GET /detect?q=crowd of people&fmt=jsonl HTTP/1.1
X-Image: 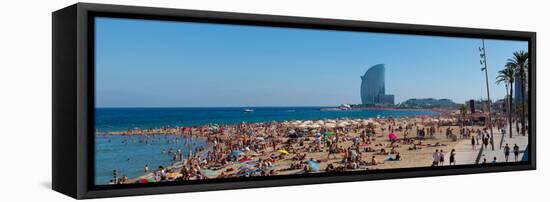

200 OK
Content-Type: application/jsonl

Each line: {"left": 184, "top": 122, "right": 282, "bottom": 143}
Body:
{"left": 102, "top": 113, "right": 524, "bottom": 185}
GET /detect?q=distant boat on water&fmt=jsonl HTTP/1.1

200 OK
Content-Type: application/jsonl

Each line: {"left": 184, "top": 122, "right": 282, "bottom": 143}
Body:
{"left": 243, "top": 108, "right": 254, "bottom": 113}
{"left": 320, "top": 104, "right": 352, "bottom": 111}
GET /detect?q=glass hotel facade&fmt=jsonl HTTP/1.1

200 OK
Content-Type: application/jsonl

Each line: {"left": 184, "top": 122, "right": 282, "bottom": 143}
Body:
{"left": 360, "top": 64, "right": 394, "bottom": 105}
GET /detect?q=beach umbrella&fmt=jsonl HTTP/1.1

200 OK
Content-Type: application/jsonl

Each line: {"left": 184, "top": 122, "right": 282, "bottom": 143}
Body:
{"left": 166, "top": 172, "right": 182, "bottom": 179}
{"left": 277, "top": 149, "right": 289, "bottom": 155}
{"left": 307, "top": 160, "right": 320, "bottom": 172}
{"left": 201, "top": 169, "right": 218, "bottom": 178}
{"left": 309, "top": 123, "right": 321, "bottom": 128}
{"left": 324, "top": 123, "right": 336, "bottom": 128}
{"left": 388, "top": 133, "right": 397, "bottom": 141}
{"left": 137, "top": 178, "right": 155, "bottom": 183}
{"left": 323, "top": 131, "right": 335, "bottom": 137}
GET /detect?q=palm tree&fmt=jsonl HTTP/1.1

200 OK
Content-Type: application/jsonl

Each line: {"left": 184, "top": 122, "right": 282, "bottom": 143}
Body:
{"left": 496, "top": 64, "right": 514, "bottom": 138}
{"left": 459, "top": 104, "right": 467, "bottom": 128}
{"left": 506, "top": 51, "right": 528, "bottom": 136}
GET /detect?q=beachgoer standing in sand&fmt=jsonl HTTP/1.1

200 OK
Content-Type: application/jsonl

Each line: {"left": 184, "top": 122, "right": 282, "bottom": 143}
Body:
{"left": 371, "top": 156, "right": 378, "bottom": 165}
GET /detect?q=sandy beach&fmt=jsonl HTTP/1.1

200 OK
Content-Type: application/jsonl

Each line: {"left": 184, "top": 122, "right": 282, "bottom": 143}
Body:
{"left": 96, "top": 109, "right": 507, "bottom": 185}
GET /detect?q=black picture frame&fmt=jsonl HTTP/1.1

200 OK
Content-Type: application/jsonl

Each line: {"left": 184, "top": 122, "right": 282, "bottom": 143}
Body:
{"left": 52, "top": 2, "right": 536, "bottom": 199}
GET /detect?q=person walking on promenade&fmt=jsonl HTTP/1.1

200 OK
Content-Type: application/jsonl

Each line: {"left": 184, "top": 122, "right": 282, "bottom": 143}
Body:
{"left": 432, "top": 149, "right": 439, "bottom": 166}
{"left": 476, "top": 129, "right": 481, "bottom": 145}
{"left": 504, "top": 143, "right": 511, "bottom": 162}
{"left": 449, "top": 149, "right": 456, "bottom": 165}
{"left": 513, "top": 144, "right": 520, "bottom": 161}
{"left": 439, "top": 150, "right": 445, "bottom": 165}
{"left": 483, "top": 134, "right": 489, "bottom": 149}
{"left": 471, "top": 135, "right": 476, "bottom": 150}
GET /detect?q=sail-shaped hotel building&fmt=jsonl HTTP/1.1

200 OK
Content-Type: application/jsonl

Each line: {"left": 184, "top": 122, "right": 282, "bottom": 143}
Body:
{"left": 360, "top": 64, "right": 394, "bottom": 105}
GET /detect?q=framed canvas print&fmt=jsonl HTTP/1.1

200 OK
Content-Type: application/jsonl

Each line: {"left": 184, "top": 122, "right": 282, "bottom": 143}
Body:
{"left": 52, "top": 3, "right": 536, "bottom": 199}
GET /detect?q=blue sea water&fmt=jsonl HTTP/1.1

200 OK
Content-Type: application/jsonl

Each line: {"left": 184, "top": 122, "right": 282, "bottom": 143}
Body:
{"left": 94, "top": 107, "right": 436, "bottom": 185}
{"left": 95, "top": 135, "right": 207, "bottom": 185}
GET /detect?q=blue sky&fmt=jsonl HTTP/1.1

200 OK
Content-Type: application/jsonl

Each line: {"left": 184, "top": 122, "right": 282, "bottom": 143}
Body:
{"left": 95, "top": 17, "right": 528, "bottom": 107}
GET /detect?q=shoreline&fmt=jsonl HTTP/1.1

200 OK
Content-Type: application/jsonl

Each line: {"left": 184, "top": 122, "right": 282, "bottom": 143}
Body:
{"left": 129, "top": 141, "right": 214, "bottom": 183}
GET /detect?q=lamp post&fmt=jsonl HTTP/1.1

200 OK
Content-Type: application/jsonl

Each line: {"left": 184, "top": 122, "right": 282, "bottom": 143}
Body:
{"left": 479, "top": 39, "right": 495, "bottom": 151}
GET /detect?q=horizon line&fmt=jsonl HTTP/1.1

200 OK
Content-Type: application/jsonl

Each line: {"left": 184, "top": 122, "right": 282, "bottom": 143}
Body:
{"left": 95, "top": 105, "right": 340, "bottom": 109}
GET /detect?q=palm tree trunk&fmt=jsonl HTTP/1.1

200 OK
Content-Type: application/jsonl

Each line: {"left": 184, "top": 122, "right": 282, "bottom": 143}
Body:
{"left": 509, "top": 82, "right": 513, "bottom": 138}
{"left": 521, "top": 80, "right": 526, "bottom": 136}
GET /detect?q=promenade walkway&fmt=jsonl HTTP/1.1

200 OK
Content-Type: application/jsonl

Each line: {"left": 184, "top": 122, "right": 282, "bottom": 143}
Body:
{"left": 445, "top": 126, "right": 529, "bottom": 165}
{"left": 480, "top": 128, "right": 528, "bottom": 163}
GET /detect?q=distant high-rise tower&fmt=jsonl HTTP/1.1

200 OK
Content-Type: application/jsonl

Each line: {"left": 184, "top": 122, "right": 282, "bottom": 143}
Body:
{"left": 514, "top": 75, "right": 526, "bottom": 104}
{"left": 469, "top": 99, "right": 475, "bottom": 113}
{"left": 360, "top": 64, "right": 394, "bottom": 105}
{"left": 514, "top": 75, "right": 521, "bottom": 104}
